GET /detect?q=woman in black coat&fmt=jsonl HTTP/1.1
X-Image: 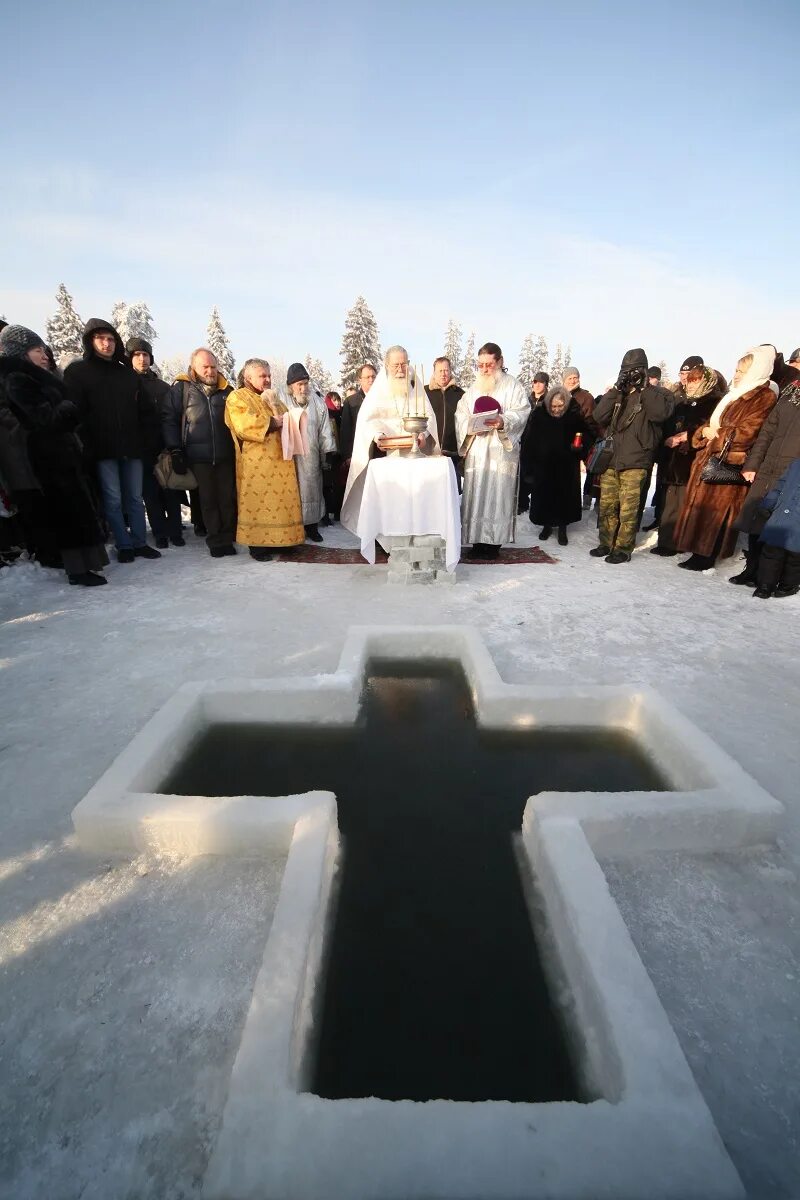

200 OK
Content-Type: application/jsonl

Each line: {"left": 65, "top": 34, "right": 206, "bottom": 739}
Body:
{"left": 523, "top": 385, "right": 587, "bottom": 545}
{"left": 0, "top": 325, "right": 108, "bottom": 586}
{"left": 730, "top": 382, "right": 800, "bottom": 584}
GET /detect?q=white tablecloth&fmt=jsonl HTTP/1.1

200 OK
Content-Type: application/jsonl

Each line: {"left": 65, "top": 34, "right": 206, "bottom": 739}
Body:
{"left": 356, "top": 455, "right": 461, "bottom": 571}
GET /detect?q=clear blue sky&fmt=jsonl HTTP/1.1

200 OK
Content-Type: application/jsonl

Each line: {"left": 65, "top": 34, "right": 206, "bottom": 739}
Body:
{"left": 4, "top": 0, "right": 799, "bottom": 387}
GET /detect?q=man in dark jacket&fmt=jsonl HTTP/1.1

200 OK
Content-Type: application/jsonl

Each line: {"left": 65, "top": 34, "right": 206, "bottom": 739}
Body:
{"left": 651, "top": 356, "right": 726, "bottom": 555}
{"left": 64, "top": 318, "right": 161, "bottom": 563}
{"left": 339, "top": 362, "right": 377, "bottom": 462}
{"left": 425, "top": 356, "right": 464, "bottom": 482}
{"left": 127, "top": 337, "right": 184, "bottom": 549}
{"left": 590, "top": 348, "right": 674, "bottom": 563}
{"left": 562, "top": 367, "right": 599, "bottom": 509}
{"left": 162, "top": 347, "right": 236, "bottom": 556}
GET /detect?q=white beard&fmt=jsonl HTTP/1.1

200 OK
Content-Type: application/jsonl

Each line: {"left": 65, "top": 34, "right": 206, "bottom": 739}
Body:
{"left": 477, "top": 370, "right": 499, "bottom": 394}
{"left": 388, "top": 374, "right": 409, "bottom": 401}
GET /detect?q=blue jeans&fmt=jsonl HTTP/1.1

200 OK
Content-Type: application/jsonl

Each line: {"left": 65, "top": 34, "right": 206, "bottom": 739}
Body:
{"left": 96, "top": 458, "right": 146, "bottom": 549}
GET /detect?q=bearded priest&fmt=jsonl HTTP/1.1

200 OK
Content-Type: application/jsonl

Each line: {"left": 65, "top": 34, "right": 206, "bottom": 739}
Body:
{"left": 340, "top": 345, "right": 439, "bottom": 534}
{"left": 455, "top": 341, "right": 530, "bottom": 558}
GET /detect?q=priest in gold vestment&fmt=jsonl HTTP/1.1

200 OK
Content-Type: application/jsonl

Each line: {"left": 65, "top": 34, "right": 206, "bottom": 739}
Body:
{"left": 225, "top": 359, "right": 304, "bottom": 559}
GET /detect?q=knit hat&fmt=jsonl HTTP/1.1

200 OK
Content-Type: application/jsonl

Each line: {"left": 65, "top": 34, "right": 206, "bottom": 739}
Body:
{"left": 648, "top": 366, "right": 662, "bottom": 380}
{"left": 286, "top": 362, "right": 310, "bottom": 387}
{"left": 533, "top": 371, "right": 550, "bottom": 385}
{"left": 680, "top": 355, "right": 704, "bottom": 372}
{"left": 126, "top": 337, "right": 154, "bottom": 360}
{"left": 619, "top": 348, "right": 648, "bottom": 372}
{"left": 0, "top": 324, "right": 46, "bottom": 359}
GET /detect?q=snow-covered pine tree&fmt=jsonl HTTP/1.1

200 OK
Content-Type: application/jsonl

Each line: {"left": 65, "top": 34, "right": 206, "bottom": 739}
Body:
{"left": 532, "top": 334, "right": 549, "bottom": 377}
{"left": 119, "top": 301, "right": 157, "bottom": 347}
{"left": 461, "top": 331, "right": 476, "bottom": 389}
{"left": 45, "top": 283, "right": 84, "bottom": 361}
{"left": 442, "top": 319, "right": 464, "bottom": 384}
{"left": 657, "top": 359, "right": 670, "bottom": 384}
{"left": 517, "top": 333, "right": 536, "bottom": 393}
{"left": 158, "top": 355, "right": 188, "bottom": 385}
{"left": 339, "top": 296, "right": 381, "bottom": 393}
{"left": 549, "top": 343, "right": 566, "bottom": 384}
{"left": 111, "top": 301, "right": 127, "bottom": 334}
{"left": 304, "top": 354, "right": 335, "bottom": 395}
{"left": 207, "top": 307, "right": 235, "bottom": 381}
{"left": 268, "top": 358, "right": 288, "bottom": 392}
{"left": 563, "top": 345, "right": 572, "bottom": 373}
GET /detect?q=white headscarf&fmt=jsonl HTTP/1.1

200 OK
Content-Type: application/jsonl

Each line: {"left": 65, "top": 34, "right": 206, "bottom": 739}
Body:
{"left": 340, "top": 364, "right": 439, "bottom": 534}
{"left": 707, "top": 345, "right": 775, "bottom": 435}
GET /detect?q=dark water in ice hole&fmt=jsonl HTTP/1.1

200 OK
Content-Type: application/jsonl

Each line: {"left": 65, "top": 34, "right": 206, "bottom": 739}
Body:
{"left": 162, "top": 662, "right": 668, "bottom": 1103}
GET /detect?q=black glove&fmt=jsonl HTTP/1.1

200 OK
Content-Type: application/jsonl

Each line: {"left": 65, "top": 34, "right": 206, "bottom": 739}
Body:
{"left": 171, "top": 450, "right": 188, "bottom": 476}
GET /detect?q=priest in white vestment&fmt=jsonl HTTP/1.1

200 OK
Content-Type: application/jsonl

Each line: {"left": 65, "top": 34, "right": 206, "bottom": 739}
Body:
{"left": 455, "top": 341, "right": 530, "bottom": 557}
{"left": 341, "top": 345, "right": 439, "bottom": 534}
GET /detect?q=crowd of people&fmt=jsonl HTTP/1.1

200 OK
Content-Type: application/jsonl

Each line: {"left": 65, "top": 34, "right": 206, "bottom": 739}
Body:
{"left": 1, "top": 313, "right": 799, "bottom": 600}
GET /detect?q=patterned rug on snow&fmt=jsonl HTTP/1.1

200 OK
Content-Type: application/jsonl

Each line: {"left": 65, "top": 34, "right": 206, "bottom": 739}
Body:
{"left": 272, "top": 545, "right": 557, "bottom": 565}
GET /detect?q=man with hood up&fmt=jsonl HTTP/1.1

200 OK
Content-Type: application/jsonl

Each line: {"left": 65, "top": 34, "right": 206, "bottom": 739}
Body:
{"left": 64, "top": 318, "right": 161, "bottom": 563}
{"left": 590, "top": 348, "right": 674, "bottom": 563}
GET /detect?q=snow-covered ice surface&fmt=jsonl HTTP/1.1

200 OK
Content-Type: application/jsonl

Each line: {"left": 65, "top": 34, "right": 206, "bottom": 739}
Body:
{"left": 0, "top": 511, "right": 798, "bottom": 1200}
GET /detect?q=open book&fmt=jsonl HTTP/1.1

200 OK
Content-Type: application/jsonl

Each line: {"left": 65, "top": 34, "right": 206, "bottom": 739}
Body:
{"left": 467, "top": 411, "right": 502, "bottom": 434}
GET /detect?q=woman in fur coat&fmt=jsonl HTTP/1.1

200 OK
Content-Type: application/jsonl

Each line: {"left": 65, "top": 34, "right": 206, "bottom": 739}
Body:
{"left": 0, "top": 325, "right": 108, "bottom": 585}
{"left": 674, "top": 346, "right": 777, "bottom": 570}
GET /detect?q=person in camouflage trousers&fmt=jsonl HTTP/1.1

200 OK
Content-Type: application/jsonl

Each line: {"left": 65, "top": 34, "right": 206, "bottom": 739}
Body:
{"left": 598, "top": 468, "right": 649, "bottom": 558}
{"left": 591, "top": 349, "right": 674, "bottom": 563}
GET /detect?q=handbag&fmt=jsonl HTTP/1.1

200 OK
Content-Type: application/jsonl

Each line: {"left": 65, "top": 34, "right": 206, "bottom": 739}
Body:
{"left": 699, "top": 432, "right": 746, "bottom": 485}
{"left": 153, "top": 449, "right": 197, "bottom": 490}
{"left": 585, "top": 401, "right": 621, "bottom": 475}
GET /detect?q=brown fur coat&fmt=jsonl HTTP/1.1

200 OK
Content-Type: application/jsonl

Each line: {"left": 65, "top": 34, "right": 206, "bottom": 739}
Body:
{"left": 674, "top": 382, "right": 776, "bottom": 558}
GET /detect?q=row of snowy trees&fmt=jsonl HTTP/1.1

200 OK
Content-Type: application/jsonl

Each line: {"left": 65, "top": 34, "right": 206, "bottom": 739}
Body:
{"left": 43, "top": 285, "right": 236, "bottom": 384}
{"left": 42, "top": 285, "right": 611, "bottom": 397}
{"left": 338, "top": 302, "right": 580, "bottom": 395}
{"left": 440, "top": 319, "right": 573, "bottom": 392}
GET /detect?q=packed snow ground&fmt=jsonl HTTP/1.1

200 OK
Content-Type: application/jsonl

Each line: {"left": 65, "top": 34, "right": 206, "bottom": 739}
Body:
{"left": 0, "top": 507, "right": 798, "bottom": 1200}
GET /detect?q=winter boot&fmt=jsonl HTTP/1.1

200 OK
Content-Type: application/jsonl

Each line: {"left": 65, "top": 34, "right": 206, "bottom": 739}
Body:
{"left": 557, "top": 526, "right": 568, "bottom": 546}
{"left": 729, "top": 564, "right": 758, "bottom": 585}
{"left": 68, "top": 572, "right": 108, "bottom": 586}
{"left": 305, "top": 523, "right": 323, "bottom": 543}
{"left": 538, "top": 526, "right": 552, "bottom": 540}
{"left": 678, "top": 554, "right": 715, "bottom": 571}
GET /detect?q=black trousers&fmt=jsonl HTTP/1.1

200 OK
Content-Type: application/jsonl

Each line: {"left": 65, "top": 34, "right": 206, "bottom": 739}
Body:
{"left": 192, "top": 460, "right": 237, "bottom": 548}
{"left": 141, "top": 469, "right": 183, "bottom": 541}
{"left": 756, "top": 544, "right": 800, "bottom": 591}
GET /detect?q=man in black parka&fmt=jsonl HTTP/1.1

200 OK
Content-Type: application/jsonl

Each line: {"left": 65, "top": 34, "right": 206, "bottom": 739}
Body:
{"left": 64, "top": 318, "right": 161, "bottom": 563}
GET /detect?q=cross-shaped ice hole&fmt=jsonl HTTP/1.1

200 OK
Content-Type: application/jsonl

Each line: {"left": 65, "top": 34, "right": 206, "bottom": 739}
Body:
{"left": 162, "top": 660, "right": 668, "bottom": 1105}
